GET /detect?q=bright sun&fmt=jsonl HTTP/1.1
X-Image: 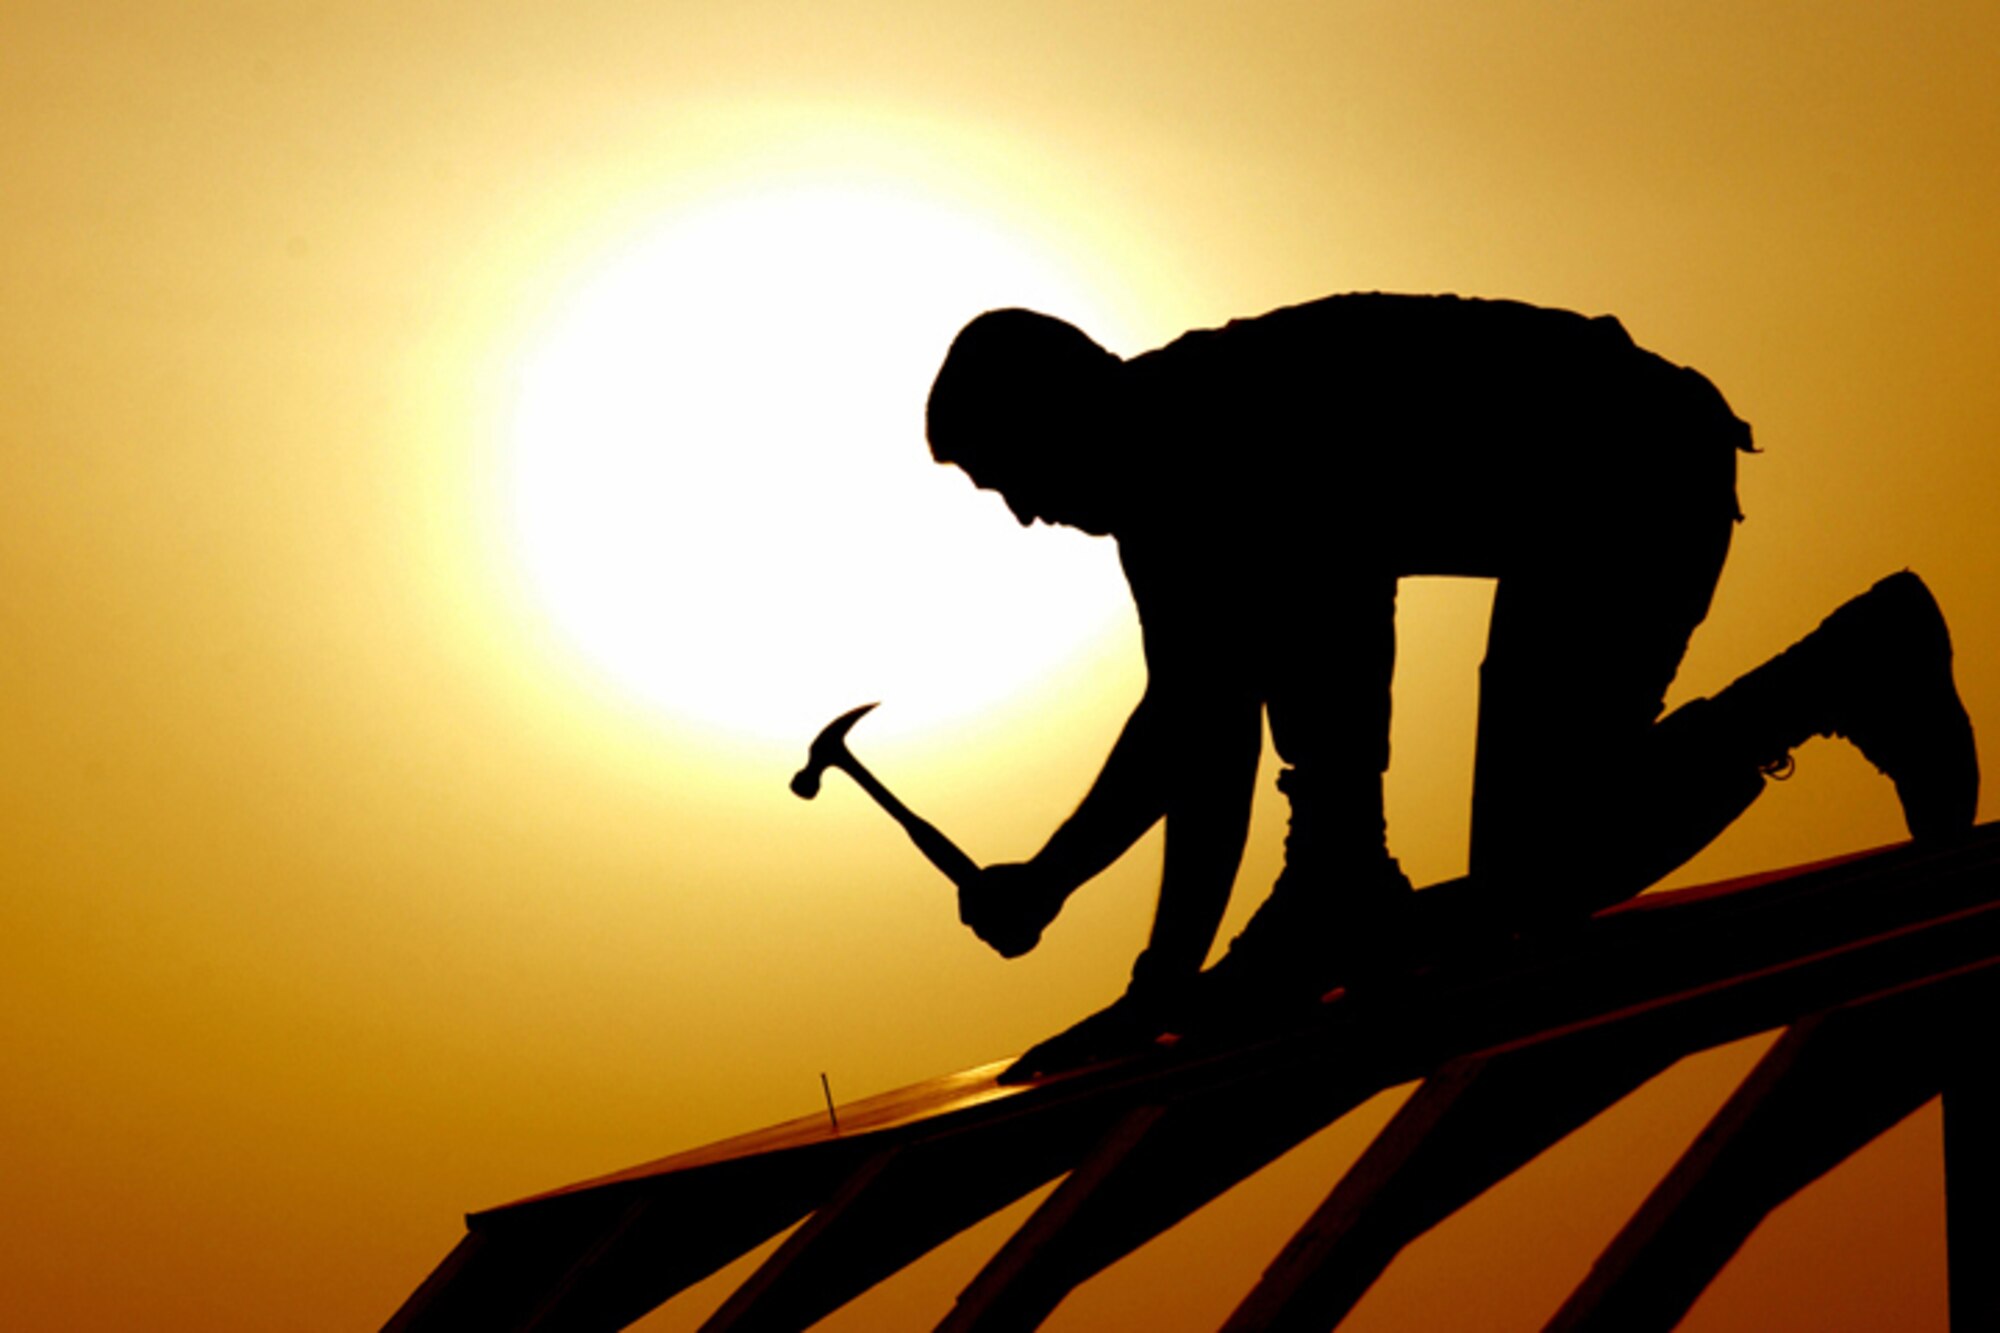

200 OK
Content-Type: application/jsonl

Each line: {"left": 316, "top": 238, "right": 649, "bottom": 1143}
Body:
{"left": 510, "top": 180, "right": 1138, "bottom": 747}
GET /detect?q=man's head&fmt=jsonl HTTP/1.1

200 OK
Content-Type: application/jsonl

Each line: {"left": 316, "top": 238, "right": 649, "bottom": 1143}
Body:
{"left": 927, "top": 308, "right": 1123, "bottom": 535}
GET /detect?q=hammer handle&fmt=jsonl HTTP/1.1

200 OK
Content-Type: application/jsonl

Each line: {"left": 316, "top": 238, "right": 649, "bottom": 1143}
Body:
{"left": 836, "top": 757, "right": 980, "bottom": 891}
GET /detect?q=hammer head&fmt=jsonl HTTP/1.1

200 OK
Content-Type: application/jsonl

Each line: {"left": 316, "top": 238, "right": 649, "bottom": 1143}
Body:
{"left": 790, "top": 701, "right": 879, "bottom": 798}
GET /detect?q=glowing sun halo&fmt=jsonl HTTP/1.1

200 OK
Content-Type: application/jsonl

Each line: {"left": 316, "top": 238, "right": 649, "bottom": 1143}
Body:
{"left": 509, "top": 182, "right": 1136, "bottom": 746}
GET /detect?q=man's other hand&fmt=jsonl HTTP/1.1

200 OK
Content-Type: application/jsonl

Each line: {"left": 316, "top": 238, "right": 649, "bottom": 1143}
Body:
{"left": 998, "top": 984, "right": 1184, "bottom": 1083}
{"left": 959, "top": 861, "right": 1067, "bottom": 958}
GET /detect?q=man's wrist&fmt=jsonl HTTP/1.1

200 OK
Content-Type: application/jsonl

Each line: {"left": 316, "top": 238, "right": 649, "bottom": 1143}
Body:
{"left": 1024, "top": 846, "right": 1084, "bottom": 900}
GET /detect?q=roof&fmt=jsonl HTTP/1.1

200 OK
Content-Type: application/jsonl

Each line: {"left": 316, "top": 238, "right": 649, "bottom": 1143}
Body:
{"left": 385, "top": 824, "right": 2000, "bottom": 1332}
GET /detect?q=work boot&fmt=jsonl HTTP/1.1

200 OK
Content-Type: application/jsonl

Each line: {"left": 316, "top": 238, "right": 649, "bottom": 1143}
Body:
{"left": 1198, "top": 854, "right": 1416, "bottom": 1019}
{"left": 1200, "top": 763, "right": 1414, "bottom": 1012}
{"left": 1714, "top": 571, "right": 1979, "bottom": 839}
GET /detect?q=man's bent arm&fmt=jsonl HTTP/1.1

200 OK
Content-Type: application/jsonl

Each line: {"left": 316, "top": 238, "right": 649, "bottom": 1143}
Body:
{"left": 1028, "top": 689, "right": 1176, "bottom": 889}
{"left": 956, "top": 691, "right": 1183, "bottom": 961}
{"left": 1129, "top": 691, "right": 1261, "bottom": 993}
{"left": 961, "top": 678, "right": 1260, "bottom": 961}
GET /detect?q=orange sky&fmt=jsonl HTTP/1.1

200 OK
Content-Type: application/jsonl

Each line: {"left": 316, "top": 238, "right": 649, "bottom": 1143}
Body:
{"left": 3, "top": 2, "right": 1995, "bottom": 1329}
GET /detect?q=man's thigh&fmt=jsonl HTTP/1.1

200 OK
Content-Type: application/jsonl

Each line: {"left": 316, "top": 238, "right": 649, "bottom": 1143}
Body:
{"left": 1266, "top": 572, "right": 1398, "bottom": 775}
{"left": 1468, "top": 512, "right": 1732, "bottom": 885}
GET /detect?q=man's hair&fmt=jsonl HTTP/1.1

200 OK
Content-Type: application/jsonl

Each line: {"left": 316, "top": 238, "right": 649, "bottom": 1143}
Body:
{"left": 926, "top": 309, "right": 1115, "bottom": 465}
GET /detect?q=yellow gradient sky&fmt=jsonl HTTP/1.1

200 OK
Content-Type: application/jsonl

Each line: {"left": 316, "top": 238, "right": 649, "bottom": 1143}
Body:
{"left": 3, "top": 3, "right": 1996, "bottom": 1328}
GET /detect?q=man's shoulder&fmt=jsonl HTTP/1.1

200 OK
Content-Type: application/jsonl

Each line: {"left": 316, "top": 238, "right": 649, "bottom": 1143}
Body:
{"left": 1132, "top": 292, "right": 1600, "bottom": 362}
{"left": 1227, "top": 291, "right": 1610, "bottom": 337}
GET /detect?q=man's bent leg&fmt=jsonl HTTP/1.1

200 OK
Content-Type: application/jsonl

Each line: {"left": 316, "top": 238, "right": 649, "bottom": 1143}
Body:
{"left": 1697, "top": 570, "right": 1978, "bottom": 839}
{"left": 1207, "top": 574, "right": 1411, "bottom": 1002}
{"left": 1470, "top": 504, "right": 1742, "bottom": 913}
{"left": 1197, "top": 766, "right": 1415, "bottom": 1016}
{"left": 1471, "top": 565, "right": 1978, "bottom": 918}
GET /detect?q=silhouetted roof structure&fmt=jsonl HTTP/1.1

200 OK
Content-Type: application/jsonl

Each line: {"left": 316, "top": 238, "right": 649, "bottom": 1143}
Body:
{"left": 386, "top": 823, "right": 2000, "bottom": 1332}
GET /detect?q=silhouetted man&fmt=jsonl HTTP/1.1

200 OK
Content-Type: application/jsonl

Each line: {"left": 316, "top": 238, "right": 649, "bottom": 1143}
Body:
{"left": 925, "top": 294, "right": 1978, "bottom": 1058}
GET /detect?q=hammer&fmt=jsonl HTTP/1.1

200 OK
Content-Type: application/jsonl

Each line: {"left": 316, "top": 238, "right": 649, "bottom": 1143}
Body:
{"left": 790, "top": 702, "right": 979, "bottom": 892}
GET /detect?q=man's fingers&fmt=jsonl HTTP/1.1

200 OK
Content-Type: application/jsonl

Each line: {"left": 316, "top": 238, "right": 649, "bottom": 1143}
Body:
{"left": 960, "top": 861, "right": 1068, "bottom": 959}
{"left": 979, "top": 919, "right": 1040, "bottom": 958}
{"left": 996, "top": 926, "right": 1040, "bottom": 958}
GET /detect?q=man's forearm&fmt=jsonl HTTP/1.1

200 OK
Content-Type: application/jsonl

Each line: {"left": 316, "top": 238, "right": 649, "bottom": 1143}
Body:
{"left": 1029, "top": 692, "right": 1173, "bottom": 890}
{"left": 1131, "top": 698, "right": 1261, "bottom": 989}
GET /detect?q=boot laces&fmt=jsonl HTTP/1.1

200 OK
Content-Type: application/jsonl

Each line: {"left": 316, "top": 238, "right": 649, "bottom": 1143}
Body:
{"left": 1759, "top": 754, "right": 1796, "bottom": 781}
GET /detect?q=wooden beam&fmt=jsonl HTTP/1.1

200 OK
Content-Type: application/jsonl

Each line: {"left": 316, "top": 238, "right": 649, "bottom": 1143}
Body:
{"left": 1546, "top": 965, "right": 1998, "bottom": 1333}
{"left": 933, "top": 877, "right": 2000, "bottom": 1332}
{"left": 1221, "top": 1040, "right": 1681, "bottom": 1331}
{"left": 381, "top": 1232, "right": 488, "bottom": 1333}
{"left": 383, "top": 826, "right": 2000, "bottom": 1330}
{"left": 417, "top": 1157, "right": 853, "bottom": 1333}
{"left": 935, "top": 1048, "right": 1428, "bottom": 1333}
{"left": 698, "top": 1151, "right": 902, "bottom": 1333}
{"left": 382, "top": 1196, "right": 689, "bottom": 1333}
{"left": 1944, "top": 999, "right": 2000, "bottom": 1332}
{"left": 509, "top": 1192, "right": 821, "bottom": 1333}
{"left": 699, "top": 1103, "right": 1118, "bottom": 1333}
{"left": 939, "top": 1106, "right": 1170, "bottom": 1333}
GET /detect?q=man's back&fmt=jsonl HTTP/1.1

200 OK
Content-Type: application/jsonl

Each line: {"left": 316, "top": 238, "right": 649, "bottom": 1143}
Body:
{"left": 1115, "top": 293, "right": 1751, "bottom": 577}
{"left": 926, "top": 295, "right": 1975, "bottom": 1072}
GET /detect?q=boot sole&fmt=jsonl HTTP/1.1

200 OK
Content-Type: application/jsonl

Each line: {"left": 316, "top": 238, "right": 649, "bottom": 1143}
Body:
{"left": 1843, "top": 572, "right": 1980, "bottom": 838}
